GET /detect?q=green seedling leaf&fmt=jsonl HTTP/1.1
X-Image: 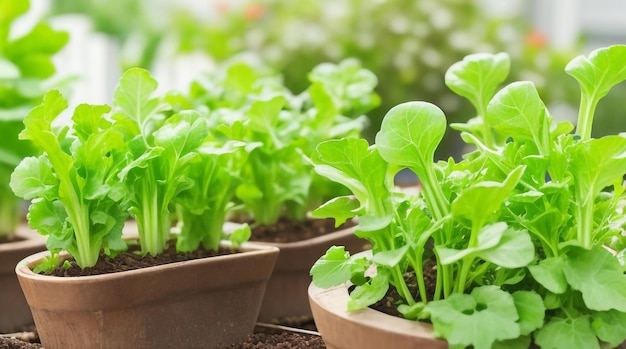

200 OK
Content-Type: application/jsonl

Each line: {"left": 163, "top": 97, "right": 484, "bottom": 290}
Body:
{"left": 570, "top": 136, "right": 626, "bottom": 201}
{"left": 376, "top": 101, "right": 448, "bottom": 219}
{"left": 425, "top": 286, "right": 520, "bottom": 349}
{"left": 348, "top": 267, "right": 390, "bottom": 311}
{"left": 451, "top": 165, "right": 524, "bottom": 226}
{"left": 591, "top": 310, "right": 626, "bottom": 347}
{"left": 492, "top": 336, "right": 531, "bottom": 349}
{"left": 311, "top": 195, "right": 361, "bottom": 227}
{"left": 486, "top": 81, "right": 550, "bottom": 153}
{"left": 438, "top": 223, "right": 533, "bottom": 268}
{"left": 535, "top": 316, "right": 600, "bottom": 349}
{"left": 512, "top": 291, "right": 545, "bottom": 336}
{"left": 228, "top": 224, "right": 251, "bottom": 248}
{"left": 372, "top": 245, "right": 409, "bottom": 268}
{"left": 566, "top": 45, "right": 626, "bottom": 105}
{"left": 310, "top": 246, "right": 352, "bottom": 288}
{"left": 10, "top": 155, "right": 58, "bottom": 200}
{"left": 566, "top": 45, "right": 626, "bottom": 139}
{"left": 528, "top": 256, "right": 568, "bottom": 294}
{"left": 113, "top": 68, "right": 164, "bottom": 133}
{"left": 562, "top": 246, "right": 626, "bottom": 312}
{"left": 437, "top": 222, "right": 507, "bottom": 265}
{"left": 477, "top": 227, "right": 534, "bottom": 268}
{"left": 445, "top": 52, "right": 510, "bottom": 115}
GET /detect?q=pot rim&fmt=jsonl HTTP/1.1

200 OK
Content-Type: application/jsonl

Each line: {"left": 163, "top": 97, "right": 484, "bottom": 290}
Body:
{"left": 308, "top": 281, "right": 441, "bottom": 339}
{"left": 15, "top": 241, "right": 279, "bottom": 282}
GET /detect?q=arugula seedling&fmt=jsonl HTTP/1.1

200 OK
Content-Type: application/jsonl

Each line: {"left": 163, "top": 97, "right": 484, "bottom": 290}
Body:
{"left": 310, "top": 45, "right": 626, "bottom": 349}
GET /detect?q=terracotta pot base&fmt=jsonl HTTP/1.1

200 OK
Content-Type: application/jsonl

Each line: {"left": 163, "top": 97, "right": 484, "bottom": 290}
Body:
{"left": 0, "top": 225, "right": 46, "bottom": 333}
{"left": 16, "top": 242, "right": 278, "bottom": 349}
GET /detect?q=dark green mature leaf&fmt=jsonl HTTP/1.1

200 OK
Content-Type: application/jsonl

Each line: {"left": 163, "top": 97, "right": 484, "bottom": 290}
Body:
{"left": 535, "top": 316, "right": 600, "bottom": 349}
{"left": 310, "top": 246, "right": 353, "bottom": 288}
{"left": 425, "top": 286, "right": 520, "bottom": 349}
{"left": 445, "top": 52, "right": 510, "bottom": 113}
{"left": 562, "top": 246, "right": 626, "bottom": 312}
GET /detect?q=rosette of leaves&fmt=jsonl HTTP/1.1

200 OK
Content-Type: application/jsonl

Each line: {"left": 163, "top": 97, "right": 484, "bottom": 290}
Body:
{"left": 0, "top": 0, "right": 68, "bottom": 239}
{"left": 310, "top": 45, "right": 626, "bottom": 348}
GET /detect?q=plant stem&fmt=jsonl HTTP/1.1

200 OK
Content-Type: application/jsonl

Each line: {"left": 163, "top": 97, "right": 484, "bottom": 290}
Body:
{"left": 576, "top": 94, "right": 599, "bottom": 141}
{"left": 576, "top": 193, "right": 595, "bottom": 249}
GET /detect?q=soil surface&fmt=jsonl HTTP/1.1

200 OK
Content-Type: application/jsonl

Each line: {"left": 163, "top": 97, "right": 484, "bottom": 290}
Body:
{"left": 250, "top": 217, "right": 354, "bottom": 243}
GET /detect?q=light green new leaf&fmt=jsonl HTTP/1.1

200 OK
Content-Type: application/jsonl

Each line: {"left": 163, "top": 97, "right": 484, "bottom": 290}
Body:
{"left": 566, "top": 45, "right": 626, "bottom": 139}
{"left": 372, "top": 245, "right": 409, "bottom": 268}
{"left": 228, "top": 224, "right": 251, "bottom": 248}
{"left": 10, "top": 155, "right": 58, "bottom": 201}
{"left": 562, "top": 246, "right": 626, "bottom": 312}
{"left": 445, "top": 52, "right": 510, "bottom": 113}
{"left": 376, "top": 101, "right": 446, "bottom": 173}
{"left": 566, "top": 45, "right": 626, "bottom": 105}
{"left": 512, "top": 291, "right": 545, "bottom": 336}
{"left": 591, "top": 310, "right": 626, "bottom": 347}
{"left": 451, "top": 165, "right": 524, "bottom": 226}
{"left": 486, "top": 81, "right": 549, "bottom": 152}
{"left": 528, "top": 256, "right": 568, "bottom": 294}
{"left": 477, "top": 227, "right": 534, "bottom": 268}
{"left": 310, "top": 246, "right": 353, "bottom": 288}
{"left": 312, "top": 196, "right": 361, "bottom": 227}
{"left": 347, "top": 267, "right": 390, "bottom": 311}
{"left": 437, "top": 222, "right": 507, "bottom": 265}
{"left": 570, "top": 136, "right": 626, "bottom": 201}
{"left": 534, "top": 316, "right": 600, "bottom": 349}
{"left": 113, "top": 68, "right": 163, "bottom": 131}
{"left": 425, "top": 286, "right": 520, "bottom": 349}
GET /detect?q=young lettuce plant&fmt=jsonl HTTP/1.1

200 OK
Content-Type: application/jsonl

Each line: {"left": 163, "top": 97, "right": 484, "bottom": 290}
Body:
{"left": 10, "top": 91, "right": 129, "bottom": 270}
{"left": 113, "top": 68, "right": 209, "bottom": 256}
{"left": 173, "top": 59, "right": 377, "bottom": 226}
{"left": 310, "top": 45, "right": 626, "bottom": 349}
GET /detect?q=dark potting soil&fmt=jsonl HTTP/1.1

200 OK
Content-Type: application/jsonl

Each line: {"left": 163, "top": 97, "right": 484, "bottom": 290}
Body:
{"left": 250, "top": 217, "right": 355, "bottom": 243}
{"left": 44, "top": 240, "right": 238, "bottom": 277}
{"left": 221, "top": 331, "right": 326, "bottom": 349}
{"left": 369, "top": 258, "right": 438, "bottom": 317}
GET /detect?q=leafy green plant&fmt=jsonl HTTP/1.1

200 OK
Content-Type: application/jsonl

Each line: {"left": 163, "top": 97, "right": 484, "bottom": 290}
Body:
{"left": 10, "top": 68, "right": 253, "bottom": 269}
{"left": 172, "top": 58, "right": 378, "bottom": 226}
{"left": 0, "top": 0, "right": 68, "bottom": 238}
{"left": 310, "top": 45, "right": 626, "bottom": 348}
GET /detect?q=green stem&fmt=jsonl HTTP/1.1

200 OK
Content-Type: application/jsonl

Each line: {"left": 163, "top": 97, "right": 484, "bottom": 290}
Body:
{"left": 576, "top": 193, "right": 595, "bottom": 249}
{"left": 392, "top": 266, "right": 415, "bottom": 305}
{"left": 407, "top": 251, "right": 428, "bottom": 303}
{"left": 477, "top": 104, "right": 494, "bottom": 149}
{"left": 576, "top": 94, "right": 599, "bottom": 141}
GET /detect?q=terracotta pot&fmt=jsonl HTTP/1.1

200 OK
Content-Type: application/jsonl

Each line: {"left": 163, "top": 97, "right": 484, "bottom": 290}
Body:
{"left": 255, "top": 224, "right": 370, "bottom": 322}
{"left": 0, "top": 224, "right": 46, "bottom": 333}
{"left": 308, "top": 280, "right": 447, "bottom": 349}
{"left": 15, "top": 242, "right": 279, "bottom": 349}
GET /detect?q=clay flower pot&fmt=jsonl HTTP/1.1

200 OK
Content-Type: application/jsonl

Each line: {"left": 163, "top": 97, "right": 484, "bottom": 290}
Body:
{"left": 255, "top": 224, "right": 369, "bottom": 322}
{"left": 0, "top": 224, "right": 46, "bottom": 333}
{"left": 15, "top": 242, "right": 279, "bottom": 349}
{"left": 308, "top": 280, "right": 447, "bottom": 349}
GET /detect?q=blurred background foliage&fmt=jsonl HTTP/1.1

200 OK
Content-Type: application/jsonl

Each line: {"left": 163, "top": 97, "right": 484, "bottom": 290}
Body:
{"left": 48, "top": 0, "right": 588, "bottom": 159}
